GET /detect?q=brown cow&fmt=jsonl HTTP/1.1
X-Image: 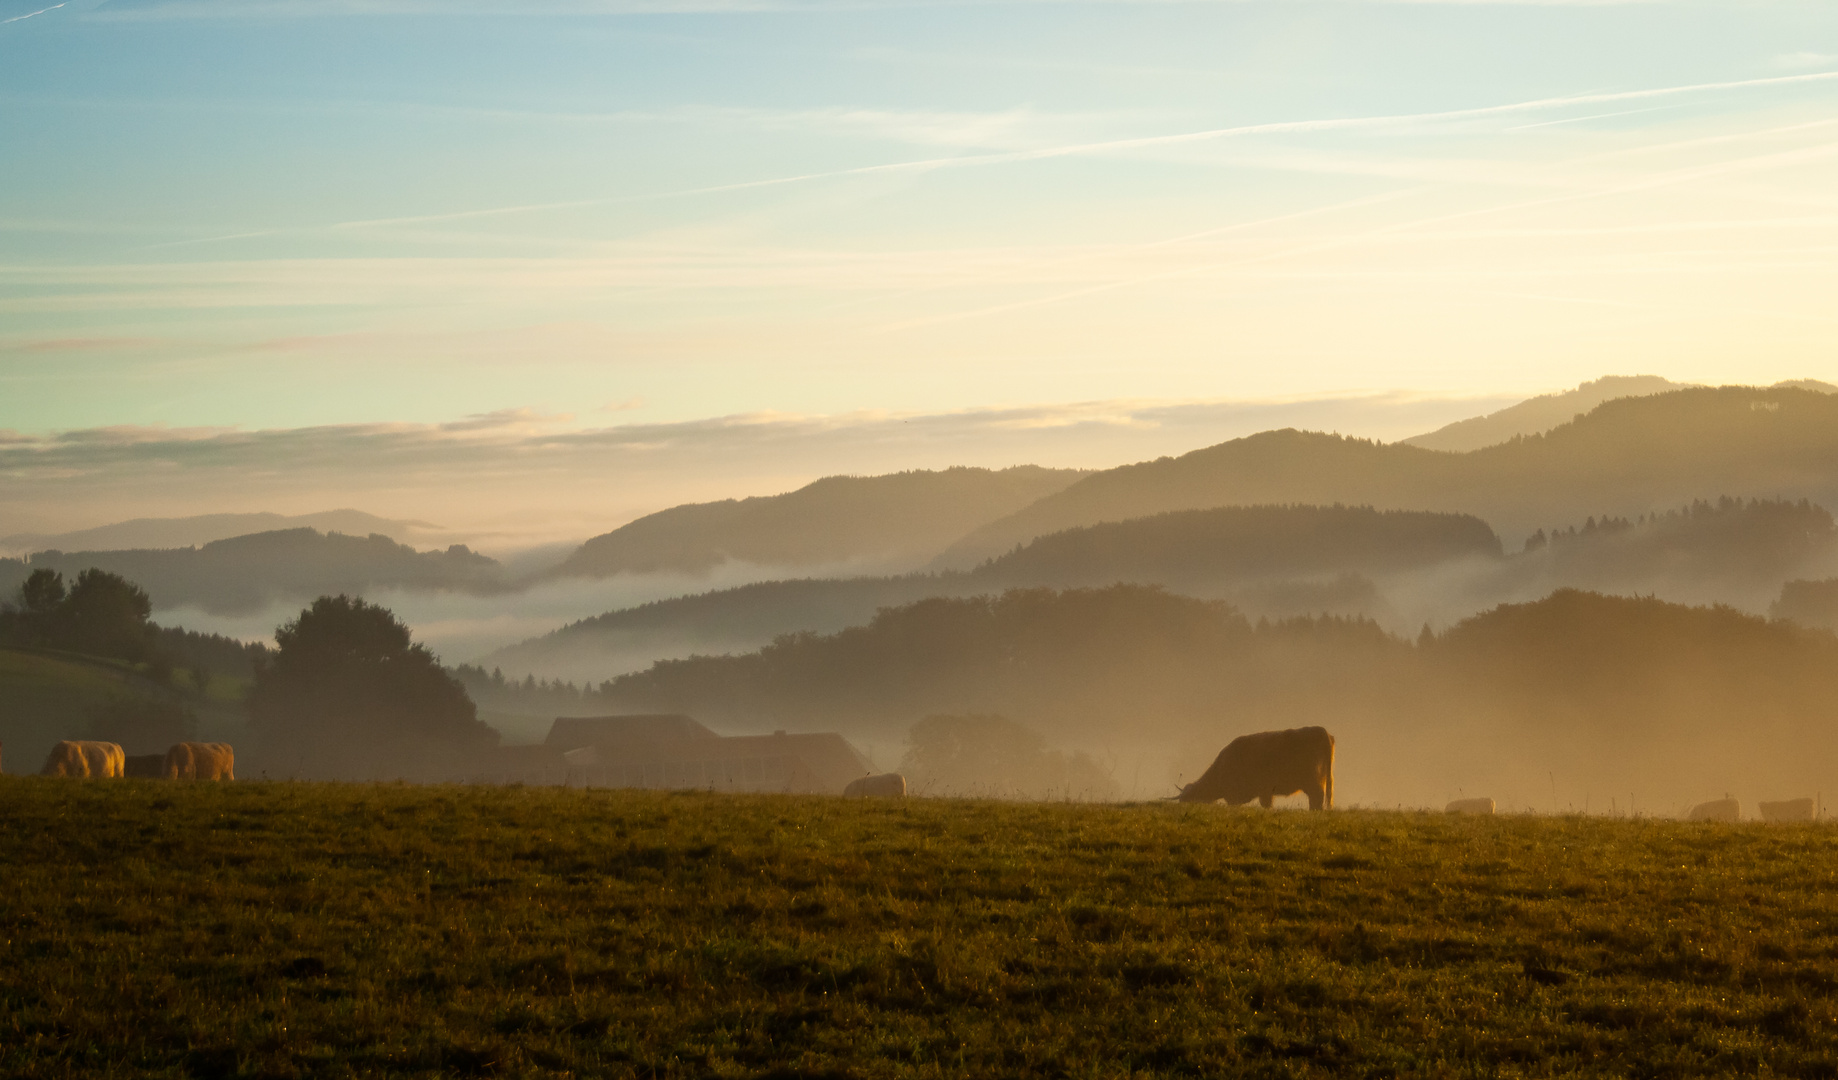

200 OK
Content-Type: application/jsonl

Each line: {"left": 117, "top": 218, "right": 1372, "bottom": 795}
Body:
{"left": 40, "top": 740, "right": 126, "bottom": 778}
{"left": 1176, "top": 726, "right": 1335, "bottom": 810}
{"left": 844, "top": 773, "right": 907, "bottom": 798}
{"left": 164, "top": 742, "right": 235, "bottom": 781}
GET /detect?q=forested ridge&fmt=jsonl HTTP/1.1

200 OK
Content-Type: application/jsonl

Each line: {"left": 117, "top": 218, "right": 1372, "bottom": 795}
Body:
{"left": 600, "top": 584, "right": 1838, "bottom": 808}
{"left": 938, "top": 386, "right": 1838, "bottom": 566}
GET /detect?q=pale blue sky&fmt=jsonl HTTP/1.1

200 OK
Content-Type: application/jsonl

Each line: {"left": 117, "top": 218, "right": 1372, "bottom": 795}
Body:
{"left": 3, "top": 0, "right": 1837, "bottom": 536}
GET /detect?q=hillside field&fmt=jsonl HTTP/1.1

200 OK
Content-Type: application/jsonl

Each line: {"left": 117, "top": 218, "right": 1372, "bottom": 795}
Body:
{"left": 4, "top": 782, "right": 1838, "bottom": 1077}
{"left": 0, "top": 648, "right": 159, "bottom": 775}
{"left": 0, "top": 647, "right": 248, "bottom": 774}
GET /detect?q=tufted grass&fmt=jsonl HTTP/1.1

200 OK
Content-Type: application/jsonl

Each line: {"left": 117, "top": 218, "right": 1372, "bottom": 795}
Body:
{"left": 3, "top": 779, "right": 1838, "bottom": 1078}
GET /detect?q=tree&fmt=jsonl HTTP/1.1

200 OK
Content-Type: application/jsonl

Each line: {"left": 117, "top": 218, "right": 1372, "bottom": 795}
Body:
{"left": 248, "top": 595, "right": 496, "bottom": 779}
{"left": 61, "top": 569, "right": 156, "bottom": 663}
{"left": 20, "top": 568, "right": 65, "bottom": 614}
{"left": 2, "top": 567, "right": 159, "bottom": 664}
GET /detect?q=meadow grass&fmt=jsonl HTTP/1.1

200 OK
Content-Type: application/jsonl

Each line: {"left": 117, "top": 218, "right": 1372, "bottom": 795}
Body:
{"left": 3, "top": 780, "right": 1838, "bottom": 1078}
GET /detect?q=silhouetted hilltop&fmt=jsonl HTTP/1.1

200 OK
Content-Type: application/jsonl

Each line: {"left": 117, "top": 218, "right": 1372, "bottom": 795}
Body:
{"left": 485, "top": 494, "right": 1838, "bottom": 682}
{"left": 480, "top": 574, "right": 983, "bottom": 684}
{"left": 0, "top": 529, "right": 502, "bottom": 615}
{"left": 597, "top": 584, "right": 1838, "bottom": 808}
{"left": 551, "top": 466, "right": 1086, "bottom": 579}
{"left": 936, "top": 386, "right": 1838, "bottom": 567}
{"left": 978, "top": 505, "right": 1501, "bottom": 590}
{"left": 0, "top": 509, "right": 431, "bottom": 557}
{"left": 485, "top": 505, "right": 1497, "bottom": 680}
{"left": 1402, "top": 375, "right": 1689, "bottom": 452}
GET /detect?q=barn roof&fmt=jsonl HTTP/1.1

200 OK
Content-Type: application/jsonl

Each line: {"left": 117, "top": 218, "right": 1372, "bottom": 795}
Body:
{"left": 545, "top": 714, "right": 717, "bottom": 751}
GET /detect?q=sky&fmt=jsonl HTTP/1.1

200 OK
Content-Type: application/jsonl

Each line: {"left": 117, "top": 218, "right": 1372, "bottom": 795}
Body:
{"left": 3, "top": 0, "right": 1837, "bottom": 541}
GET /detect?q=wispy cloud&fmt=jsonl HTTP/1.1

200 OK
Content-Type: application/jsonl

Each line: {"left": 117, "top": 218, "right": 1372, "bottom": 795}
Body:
{"left": 0, "top": 391, "right": 1525, "bottom": 539}
{"left": 131, "top": 66, "right": 1838, "bottom": 251}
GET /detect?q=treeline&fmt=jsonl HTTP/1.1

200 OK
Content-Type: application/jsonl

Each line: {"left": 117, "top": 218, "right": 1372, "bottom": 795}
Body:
{"left": 0, "top": 528, "right": 504, "bottom": 616}
{"left": 1523, "top": 496, "right": 1831, "bottom": 560}
{"left": 0, "top": 567, "right": 270, "bottom": 681}
{"left": 599, "top": 584, "right": 1838, "bottom": 808}
{"left": 483, "top": 495, "right": 1837, "bottom": 679}
{"left": 450, "top": 663, "right": 621, "bottom": 715}
{"left": 937, "top": 385, "right": 1838, "bottom": 566}
{"left": 551, "top": 466, "right": 1085, "bottom": 578}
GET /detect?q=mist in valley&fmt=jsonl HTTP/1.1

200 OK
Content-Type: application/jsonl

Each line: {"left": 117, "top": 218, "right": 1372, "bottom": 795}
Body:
{"left": 10, "top": 382, "right": 1838, "bottom": 820}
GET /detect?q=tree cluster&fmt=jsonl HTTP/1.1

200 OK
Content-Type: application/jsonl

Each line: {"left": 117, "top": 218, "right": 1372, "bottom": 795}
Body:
{"left": 248, "top": 594, "right": 497, "bottom": 779}
{"left": 450, "top": 664, "right": 620, "bottom": 714}
{"left": 0, "top": 567, "right": 165, "bottom": 669}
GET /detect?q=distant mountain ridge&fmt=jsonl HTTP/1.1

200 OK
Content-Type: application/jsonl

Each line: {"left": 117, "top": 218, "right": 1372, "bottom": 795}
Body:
{"left": 0, "top": 529, "right": 502, "bottom": 615}
{"left": 482, "top": 505, "right": 1510, "bottom": 681}
{"left": 0, "top": 509, "right": 433, "bottom": 557}
{"left": 484, "top": 491, "right": 1838, "bottom": 683}
{"left": 933, "top": 385, "right": 1838, "bottom": 568}
{"left": 550, "top": 465, "right": 1086, "bottom": 579}
{"left": 1402, "top": 375, "right": 1690, "bottom": 452}
{"left": 1401, "top": 376, "right": 1837, "bottom": 452}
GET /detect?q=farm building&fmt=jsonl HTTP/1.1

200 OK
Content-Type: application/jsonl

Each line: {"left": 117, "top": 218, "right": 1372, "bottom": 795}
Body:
{"left": 478, "top": 714, "right": 872, "bottom": 795}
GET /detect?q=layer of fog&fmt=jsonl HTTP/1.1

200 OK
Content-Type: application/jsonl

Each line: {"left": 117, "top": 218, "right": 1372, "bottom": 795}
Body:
{"left": 152, "top": 557, "right": 921, "bottom": 668}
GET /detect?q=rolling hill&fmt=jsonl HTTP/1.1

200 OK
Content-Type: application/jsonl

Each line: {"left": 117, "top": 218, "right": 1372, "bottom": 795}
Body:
{"left": 0, "top": 529, "right": 504, "bottom": 616}
{"left": 1400, "top": 375, "right": 1689, "bottom": 452}
{"left": 549, "top": 466, "right": 1086, "bottom": 579}
{"left": 595, "top": 585, "right": 1838, "bottom": 810}
{"left": 484, "top": 494, "right": 1838, "bottom": 683}
{"left": 483, "top": 505, "right": 1504, "bottom": 681}
{"left": 0, "top": 509, "right": 431, "bottom": 557}
{"left": 934, "top": 385, "right": 1838, "bottom": 568}
{"left": 976, "top": 504, "right": 1502, "bottom": 590}
{"left": 0, "top": 647, "right": 246, "bottom": 776}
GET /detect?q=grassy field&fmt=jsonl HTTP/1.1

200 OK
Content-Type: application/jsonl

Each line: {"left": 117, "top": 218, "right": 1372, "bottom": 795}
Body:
{"left": 4, "top": 782, "right": 1838, "bottom": 1078}
{"left": 0, "top": 647, "right": 249, "bottom": 775}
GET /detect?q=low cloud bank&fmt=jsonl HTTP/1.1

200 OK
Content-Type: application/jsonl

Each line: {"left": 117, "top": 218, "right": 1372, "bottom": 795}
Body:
{"left": 1, "top": 392, "right": 1513, "bottom": 547}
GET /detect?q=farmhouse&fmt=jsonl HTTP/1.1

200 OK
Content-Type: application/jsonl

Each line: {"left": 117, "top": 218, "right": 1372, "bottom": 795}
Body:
{"left": 481, "top": 714, "right": 872, "bottom": 795}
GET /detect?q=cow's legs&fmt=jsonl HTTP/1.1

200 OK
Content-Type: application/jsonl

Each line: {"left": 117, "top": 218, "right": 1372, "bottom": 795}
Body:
{"left": 1323, "top": 771, "right": 1333, "bottom": 811}
{"left": 1306, "top": 784, "right": 1324, "bottom": 811}
{"left": 1258, "top": 792, "right": 1274, "bottom": 809}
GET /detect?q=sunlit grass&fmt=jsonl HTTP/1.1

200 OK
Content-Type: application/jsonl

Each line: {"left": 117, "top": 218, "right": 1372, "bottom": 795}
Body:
{"left": 3, "top": 779, "right": 1837, "bottom": 1077}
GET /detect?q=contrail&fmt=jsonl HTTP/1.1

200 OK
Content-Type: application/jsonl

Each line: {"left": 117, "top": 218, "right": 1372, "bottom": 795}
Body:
{"left": 336, "top": 67, "right": 1838, "bottom": 227}
{"left": 2, "top": 2, "right": 67, "bottom": 23}
{"left": 146, "top": 66, "right": 1838, "bottom": 248}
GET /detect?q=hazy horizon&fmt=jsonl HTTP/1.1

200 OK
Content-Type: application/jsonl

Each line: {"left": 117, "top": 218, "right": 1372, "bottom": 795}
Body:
{"left": 6, "top": 1, "right": 1837, "bottom": 529}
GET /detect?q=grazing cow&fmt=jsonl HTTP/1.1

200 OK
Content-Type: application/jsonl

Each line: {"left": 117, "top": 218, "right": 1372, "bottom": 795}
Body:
{"left": 1446, "top": 797, "right": 1495, "bottom": 815}
{"left": 844, "top": 773, "right": 907, "bottom": 798}
{"left": 1176, "top": 726, "right": 1335, "bottom": 810}
{"left": 1688, "top": 798, "right": 1740, "bottom": 822}
{"left": 40, "top": 740, "right": 126, "bottom": 778}
{"left": 164, "top": 742, "right": 235, "bottom": 781}
{"left": 124, "top": 754, "right": 166, "bottom": 778}
{"left": 1760, "top": 798, "right": 1815, "bottom": 822}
